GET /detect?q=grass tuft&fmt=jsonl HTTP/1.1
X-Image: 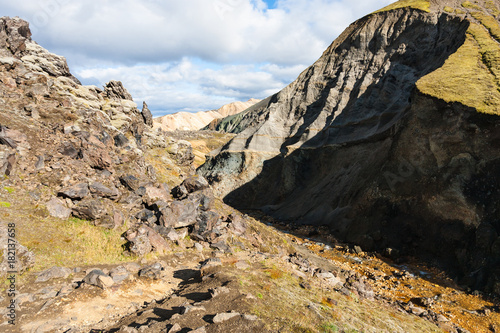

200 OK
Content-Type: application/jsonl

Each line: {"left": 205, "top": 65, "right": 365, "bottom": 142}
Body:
{"left": 373, "top": 0, "right": 430, "bottom": 14}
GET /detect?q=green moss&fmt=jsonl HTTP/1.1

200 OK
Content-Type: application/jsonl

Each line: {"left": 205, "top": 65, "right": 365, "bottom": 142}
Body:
{"left": 3, "top": 187, "right": 14, "bottom": 193}
{"left": 0, "top": 202, "right": 11, "bottom": 208}
{"left": 373, "top": 0, "right": 430, "bottom": 14}
{"left": 417, "top": 23, "right": 500, "bottom": 115}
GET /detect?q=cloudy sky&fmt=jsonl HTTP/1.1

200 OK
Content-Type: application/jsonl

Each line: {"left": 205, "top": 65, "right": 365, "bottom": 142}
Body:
{"left": 1, "top": 0, "right": 394, "bottom": 116}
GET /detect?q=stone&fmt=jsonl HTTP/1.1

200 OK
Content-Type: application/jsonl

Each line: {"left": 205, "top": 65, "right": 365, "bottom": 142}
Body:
{"left": 46, "top": 197, "right": 71, "bottom": 219}
{"left": 72, "top": 198, "right": 106, "bottom": 220}
{"left": 142, "top": 185, "right": 170, "bottom": 206}
{"left": 194, "top": 211, "right": 219, "bottom": 240}
{"left": 59, "top": 142, "right": 79, "bottom": 158}
{"left": 243, "top": 314, "right": 259, "bottom": 321}
{"left": 200, "top": 258, "right": 222, "bottom": 273}
{"left": 138, "top": 262, "right": 164, "bottom": 279}
{"left": 0, "top": 125, "right": 27, "bottom": 149}
{"left": 110, "top": 266, "right": 130, "bottom": 283}
{"left": 229, "top": 214, "right": 247, "bottom": 236}
{"left": 120, "top": 175, "right": 140, "bottom": 191}
{"left": 90, "top": 182, "right": 120, "bottom": 200}
{"left": 36, "top": 266, "right": 72, "bottom": 283}
{"left": 141, "top": 101, "right": 153, "bottom": 127}
{"left": 83, "top": 145, "right": 113, "bottom": 170}
{"left": 168, "top": 323, "right": 181, "bottom": 333}
{"left": 213, "top": 312, "right": 240, "bottom": 323}
{"left": 0, "top": 151, "right": 16, "bottom": 176}
{"left": 135, "top": 209, "right": 157, "bottom": 224}
{"left": 114, "top": 133, "right": 129, "bottom": 147}
{"left": 190, "top": 327, "right": 206, "bottom": 333}
{"left": 160, "top": 200, "right": 198, "bottom": 228}
{"left": 83, "top": 269, "right": 114, "bottom": 289}
{"left": 58, "top": 183, "right": 89, "bottom": 200}
{"left": 210, "top": 241, "right": 231, "bottom": 253}
{"left": 180, "top": 175, "right": 209, "bottom": 193}
{"left": 140, "top": 225, "right": 170, "bottom": 254}
{"left": 129, "top": 234, "right": 152, "bottom": 257}
{"left": 35, "top": 155, "right": 45, "bottom": 170}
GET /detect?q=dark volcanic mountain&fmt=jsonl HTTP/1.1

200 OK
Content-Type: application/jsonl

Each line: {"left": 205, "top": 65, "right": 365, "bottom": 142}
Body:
{"left": 199, "top": 0, "right": 500, "bottom": 292}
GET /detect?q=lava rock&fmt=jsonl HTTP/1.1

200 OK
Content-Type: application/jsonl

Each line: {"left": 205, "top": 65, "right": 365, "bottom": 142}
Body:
{"left": 46, "top": 197, "right": 71, "bottom": 219}
{"left": 58, "top": 183, "right": 89, "bottom": 200}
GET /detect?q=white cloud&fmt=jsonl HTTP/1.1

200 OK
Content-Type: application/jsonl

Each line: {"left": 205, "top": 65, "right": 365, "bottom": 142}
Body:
{"left": 0, "top": 0, "right": 396, "bottom": 114}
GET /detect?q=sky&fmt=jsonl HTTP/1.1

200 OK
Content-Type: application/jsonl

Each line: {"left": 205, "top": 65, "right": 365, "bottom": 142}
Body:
{"left": 1, "top": 0, "right": 395, "bottom": 116}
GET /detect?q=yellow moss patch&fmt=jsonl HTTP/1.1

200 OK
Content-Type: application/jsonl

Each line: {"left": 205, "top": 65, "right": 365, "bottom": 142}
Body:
{"left": 373, "top": 0, "right": 430, "bottom": 14}
{"left": 21, "top": 216, "right": 131, "bottom": 271}
{"left": 417, "top": 23, "right": 500, "bottom": 115}
{"left": 462, "top": 1, "right": 483, "bottom": 11}
{"left": 470, "top": 10, "right": 500, "bottom": 42}
{"left": 444, "top": 6, "right": 454, "bottom": 13}
{"left": 485, "top": 0, "right": 500, "bottom": 16}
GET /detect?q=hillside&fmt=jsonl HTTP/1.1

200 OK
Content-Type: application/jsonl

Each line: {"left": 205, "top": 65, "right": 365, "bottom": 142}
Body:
{"left": 0, "top": 3, "right": 499, "bottom": 332}
{"left": 199, "top": 0, "right": 500, "bottom": 298}
{"left": 153, "top": 99, "right": 260, "bottom": 132}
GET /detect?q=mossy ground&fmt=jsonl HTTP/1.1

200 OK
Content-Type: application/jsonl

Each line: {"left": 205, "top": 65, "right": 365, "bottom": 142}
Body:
{"left": 373, "top": 0, "right": 430, "bottom": 14}
{"left": 417, "top": 2, "right": 500, "bottom": 115}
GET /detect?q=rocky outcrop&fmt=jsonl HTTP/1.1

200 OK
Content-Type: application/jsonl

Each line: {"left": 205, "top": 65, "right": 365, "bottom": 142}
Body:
{"left": 199, "top": 1, "right": 500, "bottom": 292}
{"left": 154, "top": 99, "right": 260, "bottom": 132}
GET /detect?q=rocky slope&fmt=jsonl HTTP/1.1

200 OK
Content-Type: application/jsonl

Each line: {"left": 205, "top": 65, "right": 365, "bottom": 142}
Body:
{"left": 0, "top": 11, "right": 499, "bottom": 333}
{"left": 199, "top": 0, "right": 500, "bottom": 294}
{"left": 154, "top": 99, "right": 260, "bottom": 132}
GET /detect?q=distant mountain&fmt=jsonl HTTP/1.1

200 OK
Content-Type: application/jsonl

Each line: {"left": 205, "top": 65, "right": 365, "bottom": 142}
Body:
{"left": 153, "top": 99, "right": 260, "bottom": 131}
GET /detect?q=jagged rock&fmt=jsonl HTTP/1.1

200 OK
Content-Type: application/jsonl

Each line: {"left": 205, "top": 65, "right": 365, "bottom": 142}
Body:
{"left": 128, "top": 233, "right": 152, "bottom": 257}
{"left": 229, "top": 214, "right": 247, "bottom": 236}
{"left": 200, "top": 258, "right": 222, "bottom": 273}
{"left": 168, "top": 323, "right": 181, "bottom": 333}
{"left": 58, "top": 183, "right": 89, "bottom": 200}
{"left": 135, "top": 209, "right": 157, "bottom": 224}
{"left": 0, "top": 151, "right": 16, "bottom": 176}
{"left": 213, "top": 312, "right": 240, "bottom": 323}
{"left": 210, "top": 241, "right": 231, "bottom": 253}
{"left": 120, "top": 175, "right": 140, "bottom": 191}
{"left": 171, "top": 184, "right": 188, "bottom": 200}
{"left": 104, "top": 80, "right": 133, "bottom": 101}
{"left": 160, "top": 200, "right": 198, "bottom": 228}
{"left": 89, "top": 182, "right": 120, "bottom": 200}
{"left": 83, "top": 269, "right": 114, "bottom": 289}
{"left": 46, "top": 197, "right": 71, "bottom": 219}
{"left": 59, "top": 141, "right": 80, "bottom": 158}
{"left": 138, "top": 262, "right": 164, "bottom": 279}
{"left": 141, "top": 102, "right": 153, "bottom": 127}
{"left": 181, "top": 175, "right": 209, "bottom": 194}
{"left": 0, "top": 125, "right": 27, "bottom": 148}
{"left": 35, "top": 155, "right": 45, "bottom": 170}
{"left": 142, "top": 185, "right": 170, "bottom": 206}
{"left": 114, "top": 133, "right": 129, "bottom": 148}
{"left": 35, "top": 267, "right": 72, "bottom": 283}
{"left": 193, "top": 211, "right": 219, "bottom": 241}
{"left": 83, "top": 145, "right": 113, "bottom": 170}
{"left": 109, "top": 266, "right": 130, "bottom": 283}
{"left": 72, "top": 198, "right": 106, "bottom": 220}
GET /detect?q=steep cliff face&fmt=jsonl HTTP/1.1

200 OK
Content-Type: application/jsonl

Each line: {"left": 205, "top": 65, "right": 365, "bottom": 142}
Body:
{"left": 199, "top": 0, "right": 500, "bottom": 291}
